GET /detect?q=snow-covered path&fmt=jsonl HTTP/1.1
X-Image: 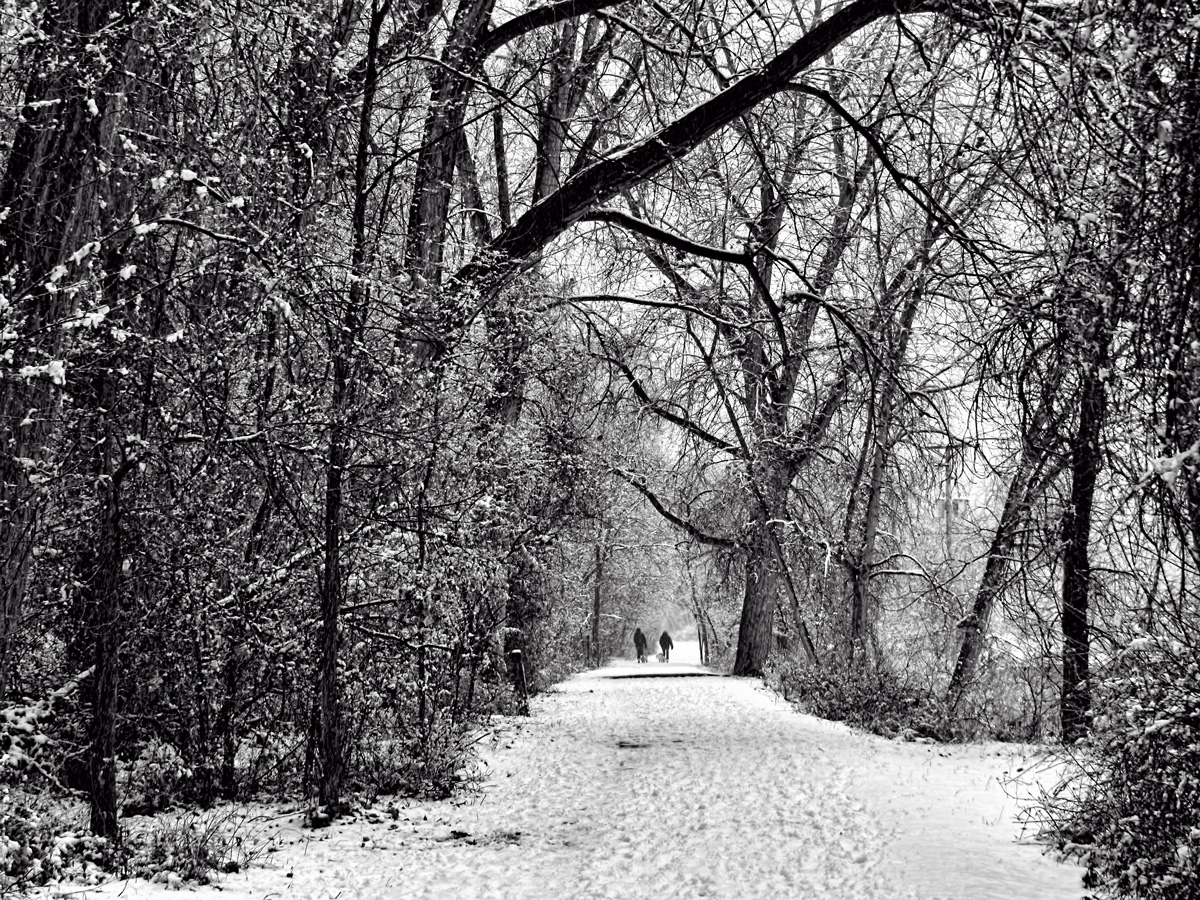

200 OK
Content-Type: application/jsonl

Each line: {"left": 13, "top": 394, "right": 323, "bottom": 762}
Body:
{"left": 46, "top": 646, "right": 1085, "bottom": 900}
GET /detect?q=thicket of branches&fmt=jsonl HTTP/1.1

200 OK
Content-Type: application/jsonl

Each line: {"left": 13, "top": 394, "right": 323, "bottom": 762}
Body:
{"left": 0, "top": 0, "right": 1197, "bottom": 893}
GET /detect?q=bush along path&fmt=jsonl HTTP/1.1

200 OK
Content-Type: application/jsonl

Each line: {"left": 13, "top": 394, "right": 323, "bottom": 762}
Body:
{"left": 39, "top": 648, "right": 1084, "bottom": 900}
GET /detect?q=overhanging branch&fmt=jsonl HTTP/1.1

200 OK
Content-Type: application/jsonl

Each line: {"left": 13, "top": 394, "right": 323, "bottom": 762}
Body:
{"left": 611, "top": 467, "right": 736, "bottom": 548}
{"left": 597, "top": 348, "right": 743, "bottom": 456}
{"left": 582, "top": 208, "right": 753, "bottom": 266}
{"left": 455, "top": 0, "right": 937, "bottom": 290}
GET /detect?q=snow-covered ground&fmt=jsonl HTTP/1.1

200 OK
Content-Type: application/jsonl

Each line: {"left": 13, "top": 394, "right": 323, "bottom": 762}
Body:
{"left": 41, "top": 640, "right": 1084, "bottom": 899}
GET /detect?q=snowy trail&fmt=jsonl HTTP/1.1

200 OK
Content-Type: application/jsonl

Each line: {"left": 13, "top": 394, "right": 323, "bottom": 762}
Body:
{"left": 45, "top": 643, "right": 1084, "bottom": 900}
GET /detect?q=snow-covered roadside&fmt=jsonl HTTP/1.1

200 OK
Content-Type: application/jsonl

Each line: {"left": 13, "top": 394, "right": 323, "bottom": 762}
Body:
{"left": 38, "top": 645, "right": 1084, "bottom": 900}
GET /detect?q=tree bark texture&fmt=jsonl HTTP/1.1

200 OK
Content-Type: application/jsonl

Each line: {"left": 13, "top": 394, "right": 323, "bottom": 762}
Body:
{"left": 0, "top": 0, "right": 132, "bottom": 700}
{"left": 1060, "top": 352, "right": 1106, "bottom": 742}
{"left": 733, "top": 456, "right": 793, "bottom": 676}
{"left": 734, "top": 520, "right": 783, "bottom": 676}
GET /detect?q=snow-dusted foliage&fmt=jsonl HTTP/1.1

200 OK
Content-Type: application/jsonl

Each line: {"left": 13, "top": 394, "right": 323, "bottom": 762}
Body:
{"left": 1042, "top": 642, "right": 1200, "bottom": 899}
{"left": 0, "top": 0, "right": 1197, "bottom": 891}
{"left": 0, "top": 671, "right": 87, "bottom": 776}
{"left": 0, "top": 791, "right": 104, "bottom": 891}
{"left": 771, "top": 654, "right": 941, "bottom": 740}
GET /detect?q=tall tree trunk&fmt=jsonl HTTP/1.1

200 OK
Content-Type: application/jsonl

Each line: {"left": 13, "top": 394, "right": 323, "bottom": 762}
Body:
{"left": 316, "top": 431, "right": 346, "bottom": 810}
{"left": 734, "top": 520, "right": 782, "bottom": 677}
{"left": 947, "top": 374, "right": 1065, "bottom": 711}
{"left": 1060, "top": 351, "right": 1106, "bottom": 742}
{"left": 592, "top": 542, "right": 602, "bottom": 667}
{"left": 0, "top": 0, "right": 131, "bottom": 700}
{"left": 314, "top": 0, "right": 388, "bottom": 813}
{"left": 85, "top": 367, "right": 124, "bottom": 839}
{"left": 733, "top": 458, "right": 792, "bottom": 676}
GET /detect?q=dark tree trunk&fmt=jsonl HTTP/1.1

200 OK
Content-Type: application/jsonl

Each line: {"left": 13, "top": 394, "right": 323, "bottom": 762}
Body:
{"left": 86, "top": 368, "right": 124, "bottom": 840}
{"left": 0, "top": 0, "right": 131, "bottom": 700}
{"left": 733, "top": 461, "right": 791, "bottom": 676}
{"left": 592, "top": 543, "right": 602, "bottom": 667}
{"left": 314, "top": 0, "right": 390, "bottom": 812}
{"left": 947, "top": 377, "right": 1064, "bottom": 711}
{"left": 316, "top": 438, "right": 346, "bottom": 809}
{"left": 217, "top": 649, "right": 241, "bottom": 800}
{"left": 846, "top": 413, "right": 888, "bottom": 665}
{"left": 733, "top": 520, "right": 781, "bottom": 677}
{"left": 404, "top": 0, "right": 496, "bottom": 288}
{"left": 1060, "top": 355, "right": 1106, "bottom": 742}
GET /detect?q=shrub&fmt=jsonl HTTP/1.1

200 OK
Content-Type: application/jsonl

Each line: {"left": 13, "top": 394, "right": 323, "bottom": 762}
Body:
{"left": 1035, "top": 640, "right": 1200, "bottom": 899}
{"left": 771, "top": 654, "right": 942, "bottom": 739}
{"left": 0, "top": 789, "right": 105, "bottom": 891}
{"left": 0, "top": 792, "right": 264, "bottom": 890}
{"left": 118, "top": 739, "right": 194, "bottom": 815}
{"left": 353, "top": 712, "right": 481, "bottom": 801}
{"left": 1, "top": 671, "right": 88, "bottom": 779}
{"left": 951, "top": 644, "right": 1059, "bottom": 742}
{"left": 122, "top": 807, "right": 266, "bottom": 885}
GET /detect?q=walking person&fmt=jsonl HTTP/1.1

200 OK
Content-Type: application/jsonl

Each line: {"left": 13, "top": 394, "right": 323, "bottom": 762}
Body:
{"left": 633, "top": 628, "right": 648, "bottom": 663}
{"left": 658, "top": 630, "right": 673, "bottom": 662}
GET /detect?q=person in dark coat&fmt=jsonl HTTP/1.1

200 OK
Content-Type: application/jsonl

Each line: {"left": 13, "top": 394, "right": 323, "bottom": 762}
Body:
{"left": 633, "top": 628, "right": 648, "bottom": 663}
{"left": 658, "top": 630, "right": 673, "bottom": 662}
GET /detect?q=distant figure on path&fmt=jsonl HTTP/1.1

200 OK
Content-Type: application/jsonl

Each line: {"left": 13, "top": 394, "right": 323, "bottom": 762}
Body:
{"left": 633, "top": 628, "right": 648, "bottom": 663}
{"left": 659, "top": 631, "right": 673, "bottom": 662}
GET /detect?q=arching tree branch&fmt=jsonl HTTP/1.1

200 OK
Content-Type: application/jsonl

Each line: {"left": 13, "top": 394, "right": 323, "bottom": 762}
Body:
{"left": 455, "top": 0, "right": 937, "bottom": 289}
{"left": 582, "top": 208, "right": 754, "bottom": 266}
{"left": 611, "top": 468, "right": 737, "bottom": 548}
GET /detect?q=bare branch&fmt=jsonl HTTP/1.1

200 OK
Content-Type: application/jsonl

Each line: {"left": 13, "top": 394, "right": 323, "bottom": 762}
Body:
{"left": 596, "top": 347, "right": 743, "bottom": 456}
{"left": 456, "top": 0, "right": 938, "bottom": 289}
{"left": 479, "top": 0, "right": 631, "bottom": 59}
{"left": 611, "top": 467, "right": 737, "bottom": 548}
{"left": 582, "top": 207, "right": 753, "bottom": 266}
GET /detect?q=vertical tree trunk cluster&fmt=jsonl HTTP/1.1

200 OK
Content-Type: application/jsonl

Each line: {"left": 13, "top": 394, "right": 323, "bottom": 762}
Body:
{"left": 0, "top": 0, "right": 133, "bottom": 702}
{"left": 0, "top": 0, "right": 143, "bottom": 838}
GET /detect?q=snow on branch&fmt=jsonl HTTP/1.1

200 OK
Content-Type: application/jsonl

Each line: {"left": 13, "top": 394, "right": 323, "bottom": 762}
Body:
{"left": 2, "top": 668, "right": 93, "bottom": 781}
